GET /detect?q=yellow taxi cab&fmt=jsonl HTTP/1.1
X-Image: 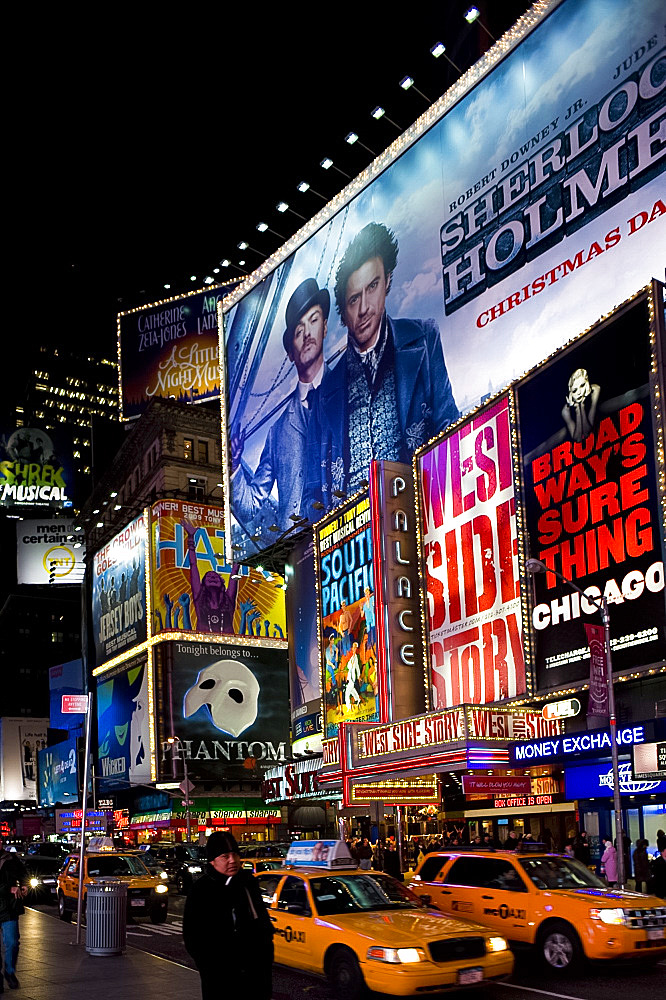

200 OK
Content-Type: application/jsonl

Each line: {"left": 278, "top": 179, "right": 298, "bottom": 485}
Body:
{"left": 253, "top": 840, "right": 514, "bottom": 998}
{"left": 406, "top": 844, "right": 666, "bottom": 973}
{"left": 240, "top": 857, "right": 284, "bottom": 875}
{"left": 57, "top": 846, "right": 169, "bottom": 924}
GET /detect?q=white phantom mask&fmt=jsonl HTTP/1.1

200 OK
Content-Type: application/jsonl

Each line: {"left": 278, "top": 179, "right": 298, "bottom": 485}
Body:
{"left": 183, "top": 659, "right": 260, "bottom": 737}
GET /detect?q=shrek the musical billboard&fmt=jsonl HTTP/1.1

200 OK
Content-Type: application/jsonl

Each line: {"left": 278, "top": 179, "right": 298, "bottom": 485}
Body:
{"left": 222, "top": 0, "right": 664, "bottom": 559}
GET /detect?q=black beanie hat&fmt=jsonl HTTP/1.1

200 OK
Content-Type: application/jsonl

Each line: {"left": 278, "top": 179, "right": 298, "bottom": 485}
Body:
{"left": 206, "top": 831, "right": 240, "bottom": 860}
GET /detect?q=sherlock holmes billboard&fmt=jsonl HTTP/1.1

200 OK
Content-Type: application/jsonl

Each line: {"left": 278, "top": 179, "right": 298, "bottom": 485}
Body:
{"left": 222, "top": 0, "right": 665, "bottom": 559}
{"left": 517, "top": 292, "right": 666, "bottom": 689}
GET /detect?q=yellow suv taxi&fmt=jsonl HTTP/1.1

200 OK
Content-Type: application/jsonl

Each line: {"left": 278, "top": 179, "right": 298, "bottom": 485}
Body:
{"left": 406, "top": 846, "right": 666, "bottom": 973}
{"left": 57, "top": 851, "right": 169, "bottom": 924}
{"left": 254, "top": 840, "right": 513, "bottom": 998}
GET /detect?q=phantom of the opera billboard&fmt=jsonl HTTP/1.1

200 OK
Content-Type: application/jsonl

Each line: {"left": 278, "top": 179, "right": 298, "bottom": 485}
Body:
{"left": 417, "top": 395, "right": 526, "bottom": 709}
{"left": 151, "top": 499, "right": 286, "bottom": 639}
{"left": 314, "top": 493, "right": 378, "bottom": 739}
{"left": 92, "top": 515, "right": 147, "bottom": 665}
{"left": 118, "top": 282, "right": 238, "bottom": 420}
{"left": 285, "top": 536, "right": 323, "bottom": 755}
{"left": 16, "top": 518, "right": 85, "bottom": 585}
{"left": 518, "top": 291, "right": 666, "bottom": 690}
{"left": 221, "top": 0, "right": 665, "bottom": 560}
{"left": 0, "top": 427, "right": 74, "bottom": 508}
{"left": 96, "top": 658, "right": 151, "bottom": 790}
{"left": 156, "top": 640, "right": 289, "bottom": 782}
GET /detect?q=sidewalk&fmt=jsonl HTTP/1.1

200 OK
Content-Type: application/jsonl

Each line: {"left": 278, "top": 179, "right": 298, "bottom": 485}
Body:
{"left": 11, "top": 907, "right": 198, "bottom": 1000}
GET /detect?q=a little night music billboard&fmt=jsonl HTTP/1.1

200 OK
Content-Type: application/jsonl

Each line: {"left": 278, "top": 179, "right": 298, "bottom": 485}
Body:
{"left": 418, "top": 395, "right": 525, "bottom": 710}
{"left": 517, "top": 292, "right": 666, "bottom": 690}
{"left": 118, "top": 283, "right": 237, "bottom": 420}
{"left": 221, "top": 0, "right": 665, "bottom": 560}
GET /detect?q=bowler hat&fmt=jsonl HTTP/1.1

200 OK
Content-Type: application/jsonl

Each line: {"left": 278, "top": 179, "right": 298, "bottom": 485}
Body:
{"left": 206, "top": 831, "right": 240, "bottom": 859}
{"left": 283, "top": 278, "right": 330, "bottom": 353}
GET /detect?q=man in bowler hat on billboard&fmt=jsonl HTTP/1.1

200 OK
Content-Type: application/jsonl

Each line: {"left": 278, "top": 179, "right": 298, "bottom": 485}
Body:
{"left": 231, "top": 278, "right": 330, "bottom": 532}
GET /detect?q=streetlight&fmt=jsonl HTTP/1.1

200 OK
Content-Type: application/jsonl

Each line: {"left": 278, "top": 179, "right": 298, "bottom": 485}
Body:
{"left": 167, "top": 737, "right": 192, "bottom": 844}
{"left": 525, "top": 558, "right": 625, "bottom": 886}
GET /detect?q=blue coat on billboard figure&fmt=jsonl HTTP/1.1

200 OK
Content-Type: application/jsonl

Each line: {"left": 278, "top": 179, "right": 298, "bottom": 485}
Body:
{"left": 307, "top": 224, "right": 459, "bottom": 505}
{"left": 230, "top": 279, "right": 331, "bottom": 533}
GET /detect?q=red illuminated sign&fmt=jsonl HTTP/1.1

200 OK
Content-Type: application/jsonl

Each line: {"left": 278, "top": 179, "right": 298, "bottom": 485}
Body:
{"left": 463, "top": 776, "right": 531, "bottom": 796}
{"left": 418, "top": 396, "right": 526, "bottom": 708}
{"left": 493, "top": 794, "right": 554, "bottom": 808}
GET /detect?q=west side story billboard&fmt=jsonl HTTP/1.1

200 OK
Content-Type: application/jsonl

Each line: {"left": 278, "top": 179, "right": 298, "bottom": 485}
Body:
{"left": 118, "top": 283, "right": 238, "bottom": 420}
{"left": 92, "top": 515, "right": 147, "bottom": 666}
{"left": 417, "top": 395, "right": 526, "bottom": 709}
{"left": 517, "top": 292, "right": 666, "bottom": 689}
{"left": 221, "top": 0, "right": 665, "bottom": 559}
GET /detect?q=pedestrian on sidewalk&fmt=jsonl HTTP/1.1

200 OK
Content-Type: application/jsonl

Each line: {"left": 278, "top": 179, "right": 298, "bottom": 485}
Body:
{"left": 183, "top": 831, "right": 274, "bottom": 1000}
{"left": 0, "top": 834, "right": 28, "bottom": 991}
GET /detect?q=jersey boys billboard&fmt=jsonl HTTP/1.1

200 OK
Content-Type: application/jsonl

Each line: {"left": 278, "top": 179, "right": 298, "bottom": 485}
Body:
{"left": 418, "top": 396, "right": 526, "bottom": 709}
{"left": 118, "top": 283, "right": 237, "bottom": 420}
{"left": 517, "top": 293, "right": 666, "bottom": 689}
{"left": 222, "top": 0, "right": 665, "bottom": 559}
{"left": 92, "top": 515, "right": 147, "bottom": 665}
{"left": 150, "top": 499, "right": 286, "bottom": 640}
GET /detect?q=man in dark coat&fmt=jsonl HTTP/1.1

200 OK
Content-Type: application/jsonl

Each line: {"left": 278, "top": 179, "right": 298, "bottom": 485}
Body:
{"left": 0, "top": 835, "right": 27, "bottom": 991}
{"left": 307, "top": 222, "right": 458, "bottom": 508}
{"left": 183, "top": 831, "right": 274, "bottom": 1000}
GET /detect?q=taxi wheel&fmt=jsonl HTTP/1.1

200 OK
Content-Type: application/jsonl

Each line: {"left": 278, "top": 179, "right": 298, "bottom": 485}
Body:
{"left": 58, "top": 892, "right": 70, "bottom": 922}
{"left": 538, "top": 921, "right": 582, "bottom": 974}
{"left": 328, "top": 947, "right": 366, "bottom": 1000}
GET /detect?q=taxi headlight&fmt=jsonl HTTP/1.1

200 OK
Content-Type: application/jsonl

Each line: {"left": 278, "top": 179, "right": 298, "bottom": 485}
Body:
{"left": 29, "top": 877, "right": 40, "bottom": 889}
{"left": 367, "top": 946, "right": 425, "bottom": 964}
{"left": 155, "top": 883, "right": 169, "bottom": 894}
{"left": 590, "top": 908, "right": 625, "bottom": 925}
{"left": 487, "top": 936, "right": 508, "bottom": 952}
{"left": 187, "top": 865, "right": 202, "bottom": 873}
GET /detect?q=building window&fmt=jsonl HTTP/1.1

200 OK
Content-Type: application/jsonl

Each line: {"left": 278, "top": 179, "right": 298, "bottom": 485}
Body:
{"left": 51, "top": 632, "right": 64, "bottom": 643}
{"left": 184, "top": 438, "right": 194, "bottom": 461}
{"left": 188, "top": 477, "right": 206, "bottom": 501}
{"left": 197, "top": 440, "right": 209, "bottom": 464}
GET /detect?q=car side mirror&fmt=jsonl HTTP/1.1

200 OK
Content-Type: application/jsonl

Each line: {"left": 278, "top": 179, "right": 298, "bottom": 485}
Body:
{"left": 286, "top": 903, "right": 309, "bottom": 915}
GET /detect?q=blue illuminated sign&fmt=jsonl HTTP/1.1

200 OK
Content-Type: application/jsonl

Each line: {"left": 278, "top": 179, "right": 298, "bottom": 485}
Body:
{"left": 509, "top": 719, "right": 666, "bottom": 766}
{"left": 38, "top": 738, "right": 79, "bottom": 807}
{"left": 565, "top": 760, "right": 666, "bottom": 799}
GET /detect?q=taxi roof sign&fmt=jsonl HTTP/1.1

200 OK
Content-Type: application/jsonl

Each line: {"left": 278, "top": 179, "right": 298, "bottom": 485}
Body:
{"left": 285, "top": 840, "right": 355, "bottom": 869}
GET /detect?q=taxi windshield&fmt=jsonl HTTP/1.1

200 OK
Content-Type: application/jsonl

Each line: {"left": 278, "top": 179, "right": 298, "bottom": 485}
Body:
{"left": 309, "top": 874, "right": 421, "bottom": 915}
{"left": 87, "top": 855, "right": 150, "bottom": 878}
{"left": 519, "top": 856, "right": 605, "bottom": 890}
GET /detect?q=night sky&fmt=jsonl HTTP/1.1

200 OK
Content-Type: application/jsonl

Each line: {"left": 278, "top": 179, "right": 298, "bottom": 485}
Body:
{"left": 10, "top": 1, "right": 530, "bottom": 359}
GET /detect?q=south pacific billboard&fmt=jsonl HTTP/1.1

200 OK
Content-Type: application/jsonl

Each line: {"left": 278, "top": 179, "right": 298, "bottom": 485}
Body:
{"left": 151, "top": 499, "right": 286, "bottom": 639}
{"left": 285, "top": 536, "right": 323, "bottom": 755}
{"left": 92, "top": 515, "right": 147, "bottom": 665}
{"left": 118, "top": 282, "right": 238, "bottom": 420}
{"left": 314, "top": 494, "right": 378, "bottom": 738}
{"left": 96, "top": 659, "right": 151, "bottom": 790}
{"left": 418, "top": 395, "right": 526, "bottom": 709}
{"left": 221, "top": 0, "right": 665, "bottom": 560}
{"left": 517, "top": 292, "right": 666, "bottom": 689}
{"left": 157, "top": 640, "right": 289, "bottom": 782}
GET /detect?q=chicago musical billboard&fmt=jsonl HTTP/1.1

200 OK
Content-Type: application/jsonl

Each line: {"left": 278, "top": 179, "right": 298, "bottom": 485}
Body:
{"left": 151, "top": 499, "right": 286, "bottom": 639}
{"left": 418, "top": 395, "right": 526, "bottom": 708}
{"left": 221, "top": 0, "right": 665, "bottom": 559}
{"left": 517, "top": 292, "right": 666, "bottom": 689}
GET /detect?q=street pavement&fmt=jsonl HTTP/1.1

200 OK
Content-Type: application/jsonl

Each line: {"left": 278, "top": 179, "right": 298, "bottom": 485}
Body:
{"left": 27, "top": 899, "right": 665, "bottom": 1000}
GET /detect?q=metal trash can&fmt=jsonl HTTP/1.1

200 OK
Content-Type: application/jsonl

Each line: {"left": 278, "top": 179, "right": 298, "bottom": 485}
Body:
{"left": 85, "top": 879, "right": 127, "bottom": 956}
